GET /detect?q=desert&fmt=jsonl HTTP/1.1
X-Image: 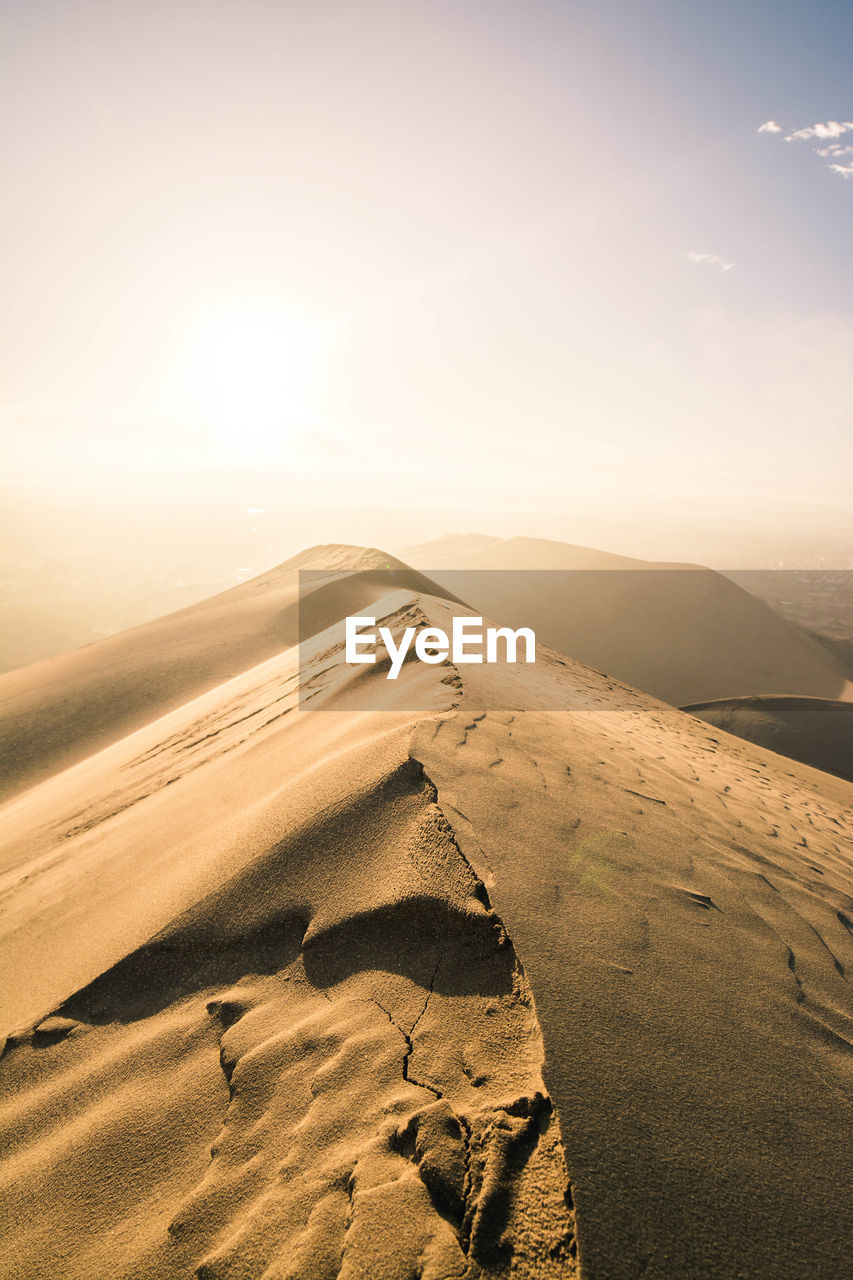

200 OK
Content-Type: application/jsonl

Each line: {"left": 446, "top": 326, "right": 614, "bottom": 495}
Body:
{"left": 1, "top": 544, "right": 851, "bottom": 1280}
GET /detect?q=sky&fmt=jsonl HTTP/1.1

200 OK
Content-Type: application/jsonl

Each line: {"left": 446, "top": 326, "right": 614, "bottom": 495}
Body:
{"left": 1, "top": 0, "right": 851, "bottom": 554}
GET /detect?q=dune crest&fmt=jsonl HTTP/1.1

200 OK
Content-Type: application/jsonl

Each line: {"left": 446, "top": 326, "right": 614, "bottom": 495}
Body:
{"left": 0, "top": 545, "right": 458, "bottom": 803}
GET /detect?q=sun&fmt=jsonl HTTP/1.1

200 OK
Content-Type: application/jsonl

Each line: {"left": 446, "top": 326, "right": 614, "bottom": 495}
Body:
{"left": 178, "top": 300, "right": 313, "bottom": 456}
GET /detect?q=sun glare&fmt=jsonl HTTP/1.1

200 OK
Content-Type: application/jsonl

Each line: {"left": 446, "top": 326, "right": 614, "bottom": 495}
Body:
{"left": 178, "top": 302, "right": 313, "bottom": 456}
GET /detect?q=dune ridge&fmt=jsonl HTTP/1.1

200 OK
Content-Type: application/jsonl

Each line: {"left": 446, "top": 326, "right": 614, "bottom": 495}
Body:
{"left": 0, "top": 545, "right": 460, "bottom": 803}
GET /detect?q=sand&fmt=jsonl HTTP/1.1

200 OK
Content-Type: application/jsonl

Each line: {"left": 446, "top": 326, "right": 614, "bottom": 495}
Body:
{"left": 684, "top": 695, "right": 853, "bottom": 782}
{"left": 1, "top": 550, "right": 852, "bottom": 1279}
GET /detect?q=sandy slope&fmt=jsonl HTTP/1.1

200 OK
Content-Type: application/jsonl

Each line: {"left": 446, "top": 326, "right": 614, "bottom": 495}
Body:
{"left": 0, "top": 607, "right": 575, "bottom": 1280}
{"left": 401, "top": 536, "right": 852, "bottom": 705}
{"left": 1, "top": 570, "right": 852, "bottom": 1279}
{"left": 0, "top": 546, "right": 458, "bottom": 804}
{"left": 684, "top": 695, "right": 853, "bottom": 783}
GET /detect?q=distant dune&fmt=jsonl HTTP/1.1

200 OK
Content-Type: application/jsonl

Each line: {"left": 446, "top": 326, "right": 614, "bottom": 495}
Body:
{"left": 1, "top": 555, "right": 852, "bottom": 1279}
{"left": 402, "top": 535, "right": 853, "bottom": 706}
{"left": 684, "top": 695, "right": 853, "bottom": 783}
{"left": 400, "top": 534, "right": 647, "bottom": 572}
{"left": 398, "top": 533, "right": 504, "bottom": 563}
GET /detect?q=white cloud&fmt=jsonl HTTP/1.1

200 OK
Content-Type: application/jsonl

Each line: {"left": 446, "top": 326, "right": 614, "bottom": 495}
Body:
{"left": 785, "top": 120, "right": 853, "bottom": 142}
{"left": 687, "top": 250, "right": 734, "bottom": 272}
{"left": 815, "top": 143, "right": 853, "bottom": 158}
{"left": 760, "top": 119, "right": 853, "bottom": 181}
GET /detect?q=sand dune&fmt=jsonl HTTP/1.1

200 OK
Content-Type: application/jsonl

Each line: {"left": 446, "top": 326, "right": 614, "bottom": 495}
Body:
{"left": 2, "top": 562, "right": 852, "bottom": 1279}
{"left": 0, "top": 546, "right": 458, "bottom": 804}
{"left": 402, "top": 535, "right": 853, "bottom": 706}
{"left": 1, "top": 603, "right": 574, "bottom": 1280}
{"left": 684, "top": 695, "right": 853, "bottom": 783}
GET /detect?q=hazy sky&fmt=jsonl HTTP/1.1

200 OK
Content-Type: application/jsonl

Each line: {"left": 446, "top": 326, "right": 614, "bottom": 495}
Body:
{"left": 2, "top": 0, "right": 852, "bottom": 537}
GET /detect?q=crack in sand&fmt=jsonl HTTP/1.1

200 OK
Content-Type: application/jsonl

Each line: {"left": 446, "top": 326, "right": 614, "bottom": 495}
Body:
{"left": 367, "top": 986, "right": 444, "bottom": 1103}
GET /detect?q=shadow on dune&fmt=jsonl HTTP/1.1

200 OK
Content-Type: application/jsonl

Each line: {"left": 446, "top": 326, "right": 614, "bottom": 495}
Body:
{"left": 59, "top": 910, "right": 310, "bottom": 1025}
{"left": 302, "top": 894, "right": 516, "bottom": 997}
{"left": 52, "top": 889, "right": 514, "bottom": 1029}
